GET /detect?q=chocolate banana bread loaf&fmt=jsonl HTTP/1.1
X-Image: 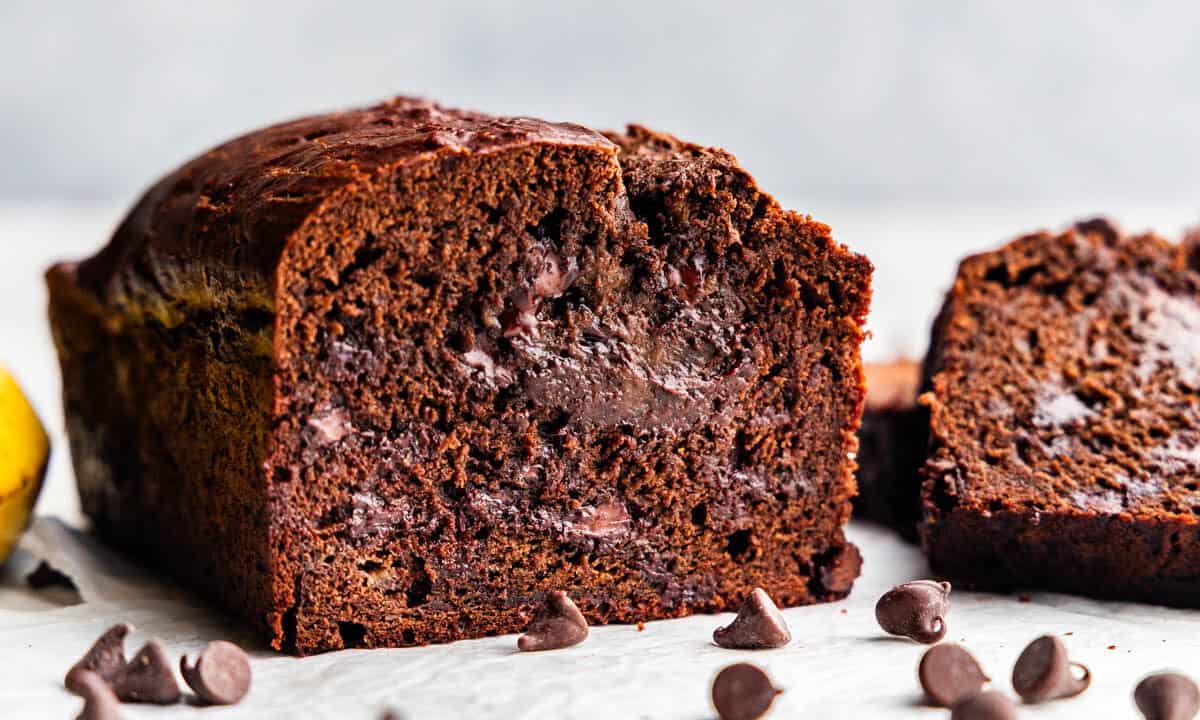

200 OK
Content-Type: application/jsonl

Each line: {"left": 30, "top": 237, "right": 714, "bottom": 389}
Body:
{"left": 854, "top": 360, "right": 925, "bottom": 538}
{"left": 921, "top": 218, "right": 1200, "bottom": 604}
{"left": 47, "top": 97, "right": 871, "bottom": 654}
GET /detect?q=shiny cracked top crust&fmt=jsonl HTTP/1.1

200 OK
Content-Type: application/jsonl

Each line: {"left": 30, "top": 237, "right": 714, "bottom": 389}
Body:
{"left": 54, "top": 97, "right": 614, "bottom": 328}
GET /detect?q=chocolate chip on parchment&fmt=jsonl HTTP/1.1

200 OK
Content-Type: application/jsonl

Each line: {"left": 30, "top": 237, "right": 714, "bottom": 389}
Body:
{"left": 27, "top": 560, "right": 76, "bottom": 591}
{"left": 713, "top": 588, "right": 791, "bottom": 650}
{"left": 919, "top": 643, "right": 989, "bottom": 707}
{"left": 949, "top": 690, "right": 1017, "bottom": 720}
{"left": 116, "top": 640, "right": 180, "bottom": 704}
{"left": 66, "top": 623, "right": 133, "bottom": 694}
{"left": 1011, "top": 635, "right": 1090, "bottom": 703}
{"left": 1134, "top": 672, "right": 1200, "bottom": 720}
{"left": 180, "top": 641, "right": 252, "bottom": 706}
{"left": 72, "top": 670, "right": 125, "bottom": 720}
{"left": 517, "top": 591, "right": 588, "bottom": 652}
{"left": 875, "top": 580, "right": 951, "bottom": 644}
{"left": 711, "top": 663, "right": 781, "bottom": 720}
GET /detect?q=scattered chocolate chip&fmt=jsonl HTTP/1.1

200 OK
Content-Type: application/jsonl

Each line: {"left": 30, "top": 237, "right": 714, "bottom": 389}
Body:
{"left": 26, "top": 560, "right": 76, "bottom": 591}
{"left": 72, "top": 669, "right": 125, "bottom": 720}
{"left": 180, "top": 641, "right": 252, "bottom": 705}
{"left": 517, "top": 591, "right": 588, "bottom": 652}
{"left": 115, "top": 640, "right": 180, "bottom": 704}
{"left": 1011, "top": 635, "right": 1090, "bottom": 703}
{"left": 875, "top": 580, "right": 951, "bottom": 644}
{"left": 66, "top": 623, "right": 132, "bottom": 694}
{"left": 919, "top": 643, "right": 989, "bottom": 707}
{"left": 636, "top": 621, "right": 646, "bottom": 632}
{"left": 711, "top": 663, "right": 781, "bottom": 720}
{"left": 1135, "top": 672, "right": 1200, "bottom": 720}
{"left": 949, "top": 690, "right": 1017, "bottom": 720}
{"left": 713, "top": 588, "right": 792, "bottom": 650}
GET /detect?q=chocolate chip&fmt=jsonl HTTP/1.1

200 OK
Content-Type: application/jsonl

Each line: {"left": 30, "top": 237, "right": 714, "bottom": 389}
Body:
{"left": 1011, "top": 635, "right": 1090, "bottom": 703}
{"left": 875, "top": 580, "right": 951, "bottom": 643}
{"left": 949, "top": 690, "right": 1017, "bottom": 720}
{"left": 66, "top": 623, "right": 132, "bottom": 694}
{"left": 1135, "top": 672, "right": 1200, "bottom": 720}
{"left": 517, "top": 591, "right": 588, "bottom": 652}
{"left": 919, "top": 643, "right": 989, "bottom": 707}
{"left": 711, "top": 663, "right": 781, "bottom": 720}
{"left": 71, "top": 669, "right": 125, "bottom": 720}
{"left": 713, "top": 588, "right": 791, "bottom": 650}
{"left": 115, "top": 640, "right": 180, "bottom": 704}
{"left": 26, "top": 560, "right": 76, "bottom": 591}
{"left": 180, "top": 641, "right": 252, "bottom": 705}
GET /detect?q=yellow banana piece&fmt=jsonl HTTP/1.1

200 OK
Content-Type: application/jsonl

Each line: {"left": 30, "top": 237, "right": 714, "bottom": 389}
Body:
{"left": 0, "top": 364, "right": 49, "bottom": 563}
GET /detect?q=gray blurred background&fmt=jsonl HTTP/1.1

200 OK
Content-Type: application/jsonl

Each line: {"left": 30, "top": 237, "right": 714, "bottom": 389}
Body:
{"left": 3, "top": 1, "right": 1200, "bottom": 521}
{"left": 5, "top": 0, "right": 1200, "bottom": 210}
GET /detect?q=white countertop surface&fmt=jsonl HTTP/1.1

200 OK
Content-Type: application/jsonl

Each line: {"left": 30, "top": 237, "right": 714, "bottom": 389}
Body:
{"left": 3, "top": 203, "right": 1199, "bottom": 718}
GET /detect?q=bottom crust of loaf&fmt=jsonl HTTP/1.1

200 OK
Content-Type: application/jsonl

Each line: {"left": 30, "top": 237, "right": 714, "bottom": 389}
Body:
{"left": 925, "top": 508, "right": 1200, "bottom": 606}
{"left": 279, "top": 539, "right": 862, "bottom": 654}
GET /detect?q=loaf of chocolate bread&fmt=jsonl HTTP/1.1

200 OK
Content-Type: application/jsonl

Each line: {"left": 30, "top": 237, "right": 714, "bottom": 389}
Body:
{"left": 854, "top": 360, "right": 925, "bottom": 538}
{"left": 921, "top": 218, "right": 1200, "bottom": 604}
{"left": 47, "top": 98, "right": 872, "bottom": 654}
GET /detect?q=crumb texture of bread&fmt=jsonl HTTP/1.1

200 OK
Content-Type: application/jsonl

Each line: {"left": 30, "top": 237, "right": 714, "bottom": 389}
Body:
{"left": 854, "top": 360, "right": 925, "bottom": 538}
{"left": 47, "top": 98, "right": 871, "bottom": 654}
{"left": 921, "top": 218, "right": 1200, "bottom": 604}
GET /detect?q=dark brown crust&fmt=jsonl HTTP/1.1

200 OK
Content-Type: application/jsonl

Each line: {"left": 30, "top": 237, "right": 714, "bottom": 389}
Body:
{"left": 920, "top": 218, "right": 1200, "bottom": 603}
{"left": 71, "top": 98, "right": 606, "bottom": 318}
{"left": 48, "top": 97, "right": 871, "bottom": 654}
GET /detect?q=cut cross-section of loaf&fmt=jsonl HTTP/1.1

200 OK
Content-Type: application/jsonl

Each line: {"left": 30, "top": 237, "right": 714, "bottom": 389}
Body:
{"left": 47, "top": 97, "right": 872, "bottom": 654}
{"left": 921, "top": 218, "right": 1200, "bottom": 604}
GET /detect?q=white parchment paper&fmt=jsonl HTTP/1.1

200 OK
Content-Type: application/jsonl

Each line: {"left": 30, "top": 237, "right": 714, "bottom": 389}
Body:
{"left": 3, "top": 517, "right": 1198, "bottom": 719}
